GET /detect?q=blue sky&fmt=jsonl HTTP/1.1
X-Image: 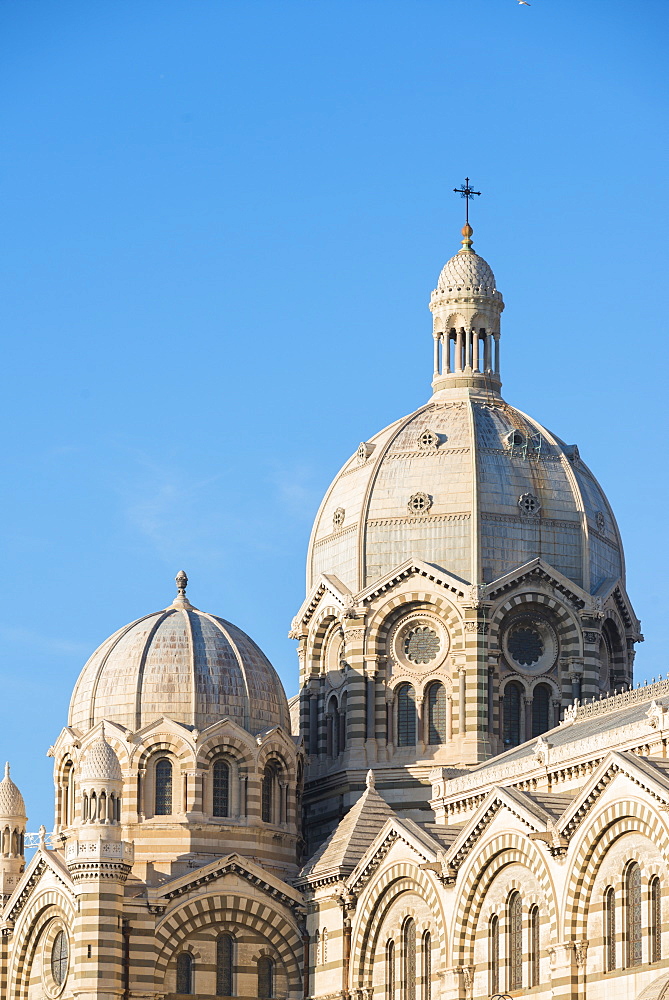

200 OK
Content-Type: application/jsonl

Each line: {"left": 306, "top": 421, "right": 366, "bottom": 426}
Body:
{"left": 1, "top": 0, "right": 667, "bottom": 828}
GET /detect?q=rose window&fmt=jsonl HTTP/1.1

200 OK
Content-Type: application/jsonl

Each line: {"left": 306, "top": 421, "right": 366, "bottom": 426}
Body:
{"left": 518, "top": 493, "right": 541, "bottom": 515}
{"left": 507, "top": 626, "right": 544, "bottom": 666}
{"left": 404, "top": 626, "right": 440, "bottom": 664}
{"left": 596, "top": 510, "right": 606, "bottom": 531}
{"left": 333, "top": 507, "right": 345, "bottom": 529}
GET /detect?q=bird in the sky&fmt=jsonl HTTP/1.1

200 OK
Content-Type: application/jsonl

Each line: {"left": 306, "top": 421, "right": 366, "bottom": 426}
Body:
{"left": 518, "top": 1, "right": 531, "bottom": 5}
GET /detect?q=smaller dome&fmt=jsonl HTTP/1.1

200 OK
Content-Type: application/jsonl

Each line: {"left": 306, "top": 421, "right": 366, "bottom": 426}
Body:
{"left": 81, "top": 733, "right": 122, "bottom": 782}
{"left": 0, "top": 763, "right": 26, "bottom": 819}
{"left": 437, "top": 249, "right": 497, "bottom": 295}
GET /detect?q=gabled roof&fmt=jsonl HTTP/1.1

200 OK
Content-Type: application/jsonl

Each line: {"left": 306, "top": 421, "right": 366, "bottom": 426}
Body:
{"left": 486, "top": 557, "right": 587, "bottom": 607}
{"left": 148, "top": 852, "right": 303, "bottom": 914}
{"left": 4, "top": 847, "right": 74, "bottom": 924}
{"left": 298, "top": 772, "right": 394, "bottom": 883}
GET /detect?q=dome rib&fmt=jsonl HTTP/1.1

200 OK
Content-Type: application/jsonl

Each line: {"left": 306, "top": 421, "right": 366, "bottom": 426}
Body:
{"left": 357, "top": 404, "right": 432, "bottom": 592}
{"left": 80, "top": 612, "right": 160, "bottom": 732}
{"left": 199, "top": 612, "right": 252, "bottom": 731}
{"left": 182, "top": 608, "right": 197, "bottom": 729}
{"left": 134, "top": 610, "right": 172, "bottom": 732}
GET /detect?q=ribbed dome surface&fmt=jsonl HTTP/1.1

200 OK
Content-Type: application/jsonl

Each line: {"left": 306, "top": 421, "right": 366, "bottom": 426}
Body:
{"left": 81, "top": 736, "right": 122, "bottom": 781}
{"left": 437, "top": 250, "right": 497, "bottom": 295}
{"left": 0, "top": 764, "right": 26, "bottom": 819}
{"left": 69, "top": 606, "right": 291, "bottom": 735}
{"left": 308, "top": 396, "right": 624, "bottom": 596}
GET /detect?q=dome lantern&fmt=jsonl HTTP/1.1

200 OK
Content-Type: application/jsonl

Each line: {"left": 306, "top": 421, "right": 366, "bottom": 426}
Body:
{"left": 429, "top": 223, "right": 504, "bottom": 395}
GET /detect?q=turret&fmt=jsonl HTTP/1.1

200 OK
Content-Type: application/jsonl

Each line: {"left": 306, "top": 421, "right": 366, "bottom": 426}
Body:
{"left": 0, "top": 762, "right": 27, "bottom": 903}
{"left": 429, "top": 222, "right": 505, "bottom": 395}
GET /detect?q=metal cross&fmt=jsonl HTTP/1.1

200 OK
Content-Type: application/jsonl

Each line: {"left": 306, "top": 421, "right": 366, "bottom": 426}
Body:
{"left": 453, "top": 177, "right": 481, "bottom": 225}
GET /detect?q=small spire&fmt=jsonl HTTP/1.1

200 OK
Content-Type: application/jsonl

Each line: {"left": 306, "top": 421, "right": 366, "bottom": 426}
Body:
{"left": 3, "top": 763, "right": 9, "bottom": 781}
{"left": 366, "top": 768, "right": 376, "bottom": 790}
{"left": 171, "top": 570, "right": 195, "bottom": 610}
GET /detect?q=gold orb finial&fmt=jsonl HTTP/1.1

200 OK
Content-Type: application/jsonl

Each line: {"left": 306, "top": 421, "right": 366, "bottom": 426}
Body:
{"left": 460, "top": 222, "right": 474, "bottom": 252}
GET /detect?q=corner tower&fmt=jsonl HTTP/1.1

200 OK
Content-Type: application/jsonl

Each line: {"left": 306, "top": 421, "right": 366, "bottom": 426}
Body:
{"left": 292, "top": 218, "right": 642, "bottom": 852}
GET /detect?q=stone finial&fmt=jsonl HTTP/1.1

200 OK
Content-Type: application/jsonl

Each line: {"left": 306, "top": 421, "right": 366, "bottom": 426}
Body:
{"left": 171, "top": 571, "right": 194, "bottom": 610}
{"left": 38, "top": 825, "right": 46, "bottom": 845}
{"left": 366, "top": 769, "right": 375, "bottom": 790}
{"left": 4, "top": 763, "right": 9, "bottom": 782}
{"left": 460, "top": 221, "right": 474, "bottom": 251}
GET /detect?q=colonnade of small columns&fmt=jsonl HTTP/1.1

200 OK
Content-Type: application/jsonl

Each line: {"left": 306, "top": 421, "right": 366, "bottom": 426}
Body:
{"left": 81, "top": 788, "right": 121, "bottom": 824}
{"left": 432, "top": 327, "right": 500, "bottom": 378}
{"left": 0, "top": 826, "right": 24, "bottom": 857}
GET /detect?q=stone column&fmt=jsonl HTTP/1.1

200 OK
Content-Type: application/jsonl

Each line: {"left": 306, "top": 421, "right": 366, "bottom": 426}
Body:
{"left": 456, "top": 329, "right": 464, "bottom": 371}
{"left": 465, "top": 328, "right": 472, "bottom": 371}
{"left": 343, "top": 616, "right": 367, "bottom": 751}
{"left": 433, "top": 333, "right": 440, "bottom": 378}
{"left": 494, "top": 332, "right": 500, "bottom": 374}
{"left": 459, "top": 669, "right": 466, "bottom": 734}
{"left": 472, "top": 331, "right": 480, "bottom": 372}
{"left": 445, "top": 333, "right": 452, "bottom": 374}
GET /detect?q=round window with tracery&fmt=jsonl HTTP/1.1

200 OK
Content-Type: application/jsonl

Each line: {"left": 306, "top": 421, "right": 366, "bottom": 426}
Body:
{"left": 404, "top": 626, "right": 440, "bottom": 664}
{"left": 503, "top": 614, "right": 558, "bottom": 674}
{"left": 507, "top": 626, "right": 544, "bottom": 665}
{"left": 408, "top": 492, "right": 432, "bottom": 514}
{"left": 518, "top": 492, "right": 541, "bottom": 515}
{"left": 51, "top": 931, "right": 69, "bottom": 988}
{"left": 418, "top": 430, "right": 438, "bottom": 450}
{"left": 333, "top": 507, "right": 345, "bottom": 529}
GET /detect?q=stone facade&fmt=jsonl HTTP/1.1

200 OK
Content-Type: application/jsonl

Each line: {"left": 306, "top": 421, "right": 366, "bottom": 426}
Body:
{"left": 0, "top": 228, "right": 666, "bottom": 1000}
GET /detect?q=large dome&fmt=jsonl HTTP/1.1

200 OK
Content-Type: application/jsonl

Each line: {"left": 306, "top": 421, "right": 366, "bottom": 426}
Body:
{"left": 307, "top": 395, "right": 624, "bottom": 596}
{"left": 69, "top": 575, "right": 290, "bottom": 735}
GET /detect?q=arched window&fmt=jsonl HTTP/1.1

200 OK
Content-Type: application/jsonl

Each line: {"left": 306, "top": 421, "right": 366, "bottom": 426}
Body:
{"left": 508, "top": 891, "right": 522, "bottom": 991}
{"left": 532, "top": 684, "right": 551, "bottom": 737}
{"left": 82, "top": 793, "right": 89, "bottom": 823}
{"left": 11, "top": 829, "right": 19, "bottom": 855}
{"left": 604, "top": 885, "right": 616, "bottom": 971}
{"left": 650, "top": 876, "right": 662, "bottom": 963}
{"left": 421, "top": 930, "right": 431, "bottom": 1000}
{"left": 339, "top": 691, "right": 348, "bottom": 753}
{"left": 426, "top": 682, "right": 447, "bottom": 745}
{"left": 397, "top": 684, "right": 417, "bottom": 747}
{"left": 62, "top": 760, "right": 74, "bottom": 826}
{"left": 176, "top": 952, "right": 193, "bottom": 994}
{"left": 155, "top": 758, "right": 173, "bottom": 816}
{"left": 403, "top": 917, "right": 416, "bottom": 1000}
{"left": 503, "top": 682, "right": 522, "bottom": 747}
{"left": 257, "top": 956, "right": 274, "bottom": 999}
{"left": 262, "top": 762, "right": 280, "bottom": 823}
{"left": 216, "top": 933, "right": 233, "bottom": 996}
{"left": 489, "top": 914, "right": 499, "bottom": 995}
{"left": 90, "top": 791, "right": 97, "bottom": 822}
{"left": 626, "top": 861, "right": 642, "bottom": 967}
{"left": 529, "top": 904, "right": 540, "bottom": 987}
{"left": 322, "top": 927, "right": 327, "bottom": 964}
{"left": 328, "top": 695, "right": 340, "bottom": 757}
{"left": 386, "top": 940, "right": 395, "bottom": 1000}
{"left": 213, "top": 759, "right": 230, "bottom": 818}
{"left": 51, "top": 930, "right": 69, "bottom": 986}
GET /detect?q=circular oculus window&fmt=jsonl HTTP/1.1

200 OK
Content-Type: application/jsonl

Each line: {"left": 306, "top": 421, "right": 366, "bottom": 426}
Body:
{"left": 391, "top": 615, "right": 449, "bottom": 671}
{"left": 42, "top": 925, "right": 69, "bottom": 997}
{"left": 404, "top": 625, "right": 440, "bottom": 664}
{"left": 503, "top": 616, "right": 557, "bottom": 674}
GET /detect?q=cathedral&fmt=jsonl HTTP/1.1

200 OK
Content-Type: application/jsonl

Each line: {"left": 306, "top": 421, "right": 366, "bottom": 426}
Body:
{"left": 1, "top": 218, "right": 668, "bottom": 1000}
